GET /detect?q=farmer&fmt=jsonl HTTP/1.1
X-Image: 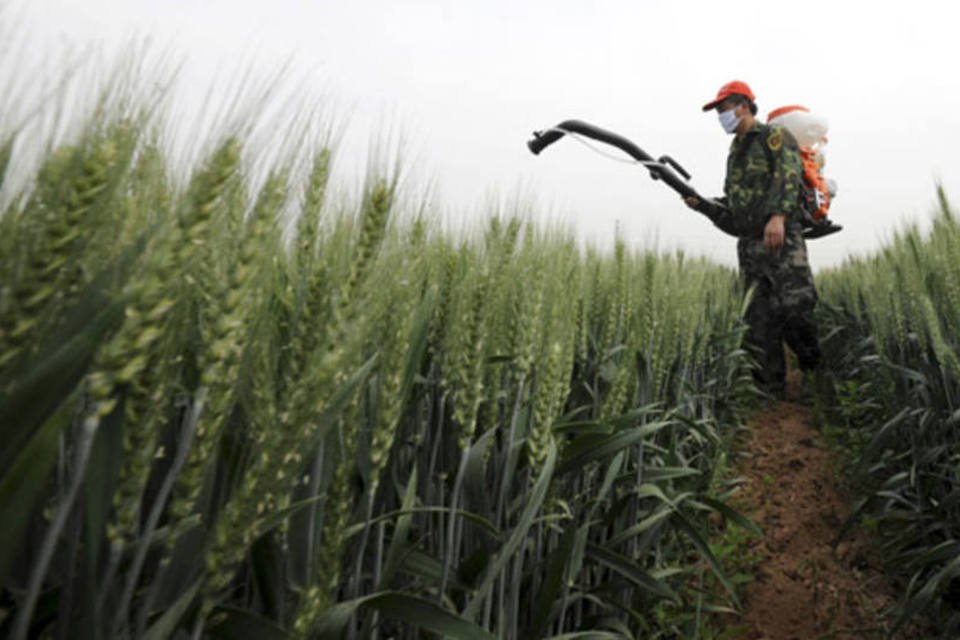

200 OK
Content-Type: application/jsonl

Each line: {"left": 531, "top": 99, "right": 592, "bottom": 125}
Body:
{"left": 684, "top": 80, "right": 822, "bottom": 397}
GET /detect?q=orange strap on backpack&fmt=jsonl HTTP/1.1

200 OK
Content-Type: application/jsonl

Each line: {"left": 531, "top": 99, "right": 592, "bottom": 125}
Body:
{"left": 767, "top": 105, "right": 831, "bottom": 221}
{"left": 799, "top": 148, "right": 830, "bottom": 220}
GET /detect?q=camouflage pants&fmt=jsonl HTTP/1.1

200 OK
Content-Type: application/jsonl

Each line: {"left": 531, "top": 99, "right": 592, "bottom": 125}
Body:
{"left": 738, "top": 228, "right": 822, "bottom": 392}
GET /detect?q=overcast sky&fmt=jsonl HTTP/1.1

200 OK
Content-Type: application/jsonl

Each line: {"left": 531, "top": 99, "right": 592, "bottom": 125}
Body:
{"left": 8, "top": 0, "right": 960, "bottom": 268}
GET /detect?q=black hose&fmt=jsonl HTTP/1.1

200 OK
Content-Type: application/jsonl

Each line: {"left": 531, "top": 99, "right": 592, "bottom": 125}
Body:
{"left": 528, "top": 120, "right": 707, "bottom": 202}
{"left": 527, "top": 119, "right": 842, "bottom": 240}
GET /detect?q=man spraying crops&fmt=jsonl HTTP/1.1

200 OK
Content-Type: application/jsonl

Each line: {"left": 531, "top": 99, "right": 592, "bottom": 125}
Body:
{"left": 684, "top": 80, "right": 822, "bottom": 397}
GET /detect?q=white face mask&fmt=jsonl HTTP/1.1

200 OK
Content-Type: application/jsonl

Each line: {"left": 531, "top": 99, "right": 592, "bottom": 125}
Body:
{"left": 718, "top": 108, "right": 741, "bottom": 134}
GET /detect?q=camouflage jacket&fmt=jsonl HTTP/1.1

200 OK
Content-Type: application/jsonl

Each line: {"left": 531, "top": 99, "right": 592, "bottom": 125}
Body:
{"left": 699, "top": 122, "right": 803, "bottom": 238}
{"left": 699, "top": 122, "right": 816, "bottom": 295}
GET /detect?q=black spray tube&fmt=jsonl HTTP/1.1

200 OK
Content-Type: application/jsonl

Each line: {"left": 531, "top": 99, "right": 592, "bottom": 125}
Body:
{"left": 527, "top": 119, "right": 842, "bottom": 240}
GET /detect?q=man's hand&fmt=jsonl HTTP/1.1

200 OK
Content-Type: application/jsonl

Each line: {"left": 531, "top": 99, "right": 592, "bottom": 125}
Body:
{"left": 764, "top": 214, "right": 785, "bottom": 253}
{"left": 683, "top": 196, "right": 700, "bottom": 210}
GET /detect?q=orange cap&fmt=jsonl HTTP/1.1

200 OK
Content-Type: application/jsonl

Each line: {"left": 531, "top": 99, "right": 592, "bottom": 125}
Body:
{"left": 702, "top": 80, "right": 755, "bottom": 112}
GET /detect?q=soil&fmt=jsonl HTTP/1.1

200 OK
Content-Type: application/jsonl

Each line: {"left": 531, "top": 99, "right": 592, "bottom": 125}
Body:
{"left": 723, "top": 371, "right": 912, "bottom": 639}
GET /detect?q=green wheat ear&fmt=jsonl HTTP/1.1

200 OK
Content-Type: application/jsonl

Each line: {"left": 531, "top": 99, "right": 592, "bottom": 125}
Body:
{"left": 297, "top": 147, "right": 332, "bottom": 269}
{"left": 168, "top": 136, "right": 244, "bottom": 523}
{"left": 335, "top": 179, "right": 393, "bottom": 318}
{"left": 2, "top": 134, "right": 121, "bottom": 370}
{"left": 103, "top": 233, "right": 178, "bottom": 546}
{"left": 527, "top": 340, "right": 564, "bottom": 476}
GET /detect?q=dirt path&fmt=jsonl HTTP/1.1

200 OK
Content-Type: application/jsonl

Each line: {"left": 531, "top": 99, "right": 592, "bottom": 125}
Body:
{"left": 726, "top": 381, "right": 906, "bottom": 639}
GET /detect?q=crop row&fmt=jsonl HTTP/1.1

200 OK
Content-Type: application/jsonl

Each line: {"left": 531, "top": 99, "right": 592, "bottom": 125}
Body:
{"left": 816, "top": 187, "right": 960, "bottom": 636}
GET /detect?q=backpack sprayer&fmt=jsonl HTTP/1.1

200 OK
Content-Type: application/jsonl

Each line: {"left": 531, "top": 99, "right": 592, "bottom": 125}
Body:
{"left": 526, "top": 119, "right": 842, "bottom": 240}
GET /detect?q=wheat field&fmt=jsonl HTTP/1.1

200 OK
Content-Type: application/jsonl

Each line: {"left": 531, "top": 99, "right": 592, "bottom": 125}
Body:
{"left": 0, "top": 68, "right": 761, "bottom": 639}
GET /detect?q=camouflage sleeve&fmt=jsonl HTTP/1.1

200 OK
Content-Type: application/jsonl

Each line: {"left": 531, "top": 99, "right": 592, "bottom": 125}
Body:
{"left": 694, "top": 196, "right": 744, "bottom": 238}
{"left": 759, "top": 127, "right": 802, "bottom": 224}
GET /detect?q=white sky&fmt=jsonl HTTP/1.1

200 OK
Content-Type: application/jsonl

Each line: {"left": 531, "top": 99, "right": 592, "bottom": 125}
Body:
{"left": 7, "top": 0, "right": 960, "bottom": 268}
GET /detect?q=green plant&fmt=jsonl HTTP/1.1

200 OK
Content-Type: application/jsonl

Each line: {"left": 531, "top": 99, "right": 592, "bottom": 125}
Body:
{"left": 0, "top": 53, "right": 761, "bottom": 640}
{"left": 814, "top": 185, "right": 960, "bottom": 636}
